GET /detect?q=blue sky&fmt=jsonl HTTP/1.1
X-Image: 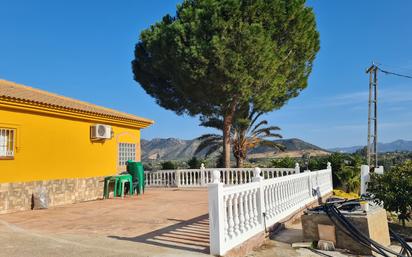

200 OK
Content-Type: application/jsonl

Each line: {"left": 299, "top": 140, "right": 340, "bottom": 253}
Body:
{"left": 1, "top": 0, "right": 411, "bottom": 148}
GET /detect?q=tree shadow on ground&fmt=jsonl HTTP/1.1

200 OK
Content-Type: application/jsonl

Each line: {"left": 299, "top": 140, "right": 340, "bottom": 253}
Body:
{"left": 109, "top": 214, "right": 210, "bottom": 254}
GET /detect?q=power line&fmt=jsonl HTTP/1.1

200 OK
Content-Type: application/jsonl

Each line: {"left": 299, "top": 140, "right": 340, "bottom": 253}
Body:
{"left": 377, "top": 66, "right": 412, "bottom": 79}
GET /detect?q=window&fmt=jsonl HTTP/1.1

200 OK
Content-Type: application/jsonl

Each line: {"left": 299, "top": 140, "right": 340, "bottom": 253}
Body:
{"left": 118, "top": 143, "right": 136, "bottom": 166}
{"left": 0, "top": 128, "right": 15, "bottom": 159}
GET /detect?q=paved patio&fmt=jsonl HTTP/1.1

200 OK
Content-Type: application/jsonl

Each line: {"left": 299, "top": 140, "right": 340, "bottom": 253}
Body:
{"left": 0, "top": 188, "right": 210, "bottom": 257}
{"left": 0, "top": 187, "right": 384, "bottom": 257}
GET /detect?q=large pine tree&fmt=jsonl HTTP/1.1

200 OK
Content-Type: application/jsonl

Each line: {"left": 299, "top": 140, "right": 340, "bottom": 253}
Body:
{"left": 132, "top": 0, "right": 320, "bottom": 167}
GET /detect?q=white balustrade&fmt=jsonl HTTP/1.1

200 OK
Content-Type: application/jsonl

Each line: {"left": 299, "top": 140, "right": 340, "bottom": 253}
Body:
{"left": 144, "top": 170, "right": 176, "bottom": 187}
{"left": 208, "top": 164, "right": 333, "bottom": 256}
{"left": 144, "top": 163, "right": 300, "bottom": 188}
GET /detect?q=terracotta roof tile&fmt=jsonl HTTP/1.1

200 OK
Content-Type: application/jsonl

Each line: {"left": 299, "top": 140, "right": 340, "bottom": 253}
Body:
{"left": 0, "top": 79, "right": 154, "bottom": 125}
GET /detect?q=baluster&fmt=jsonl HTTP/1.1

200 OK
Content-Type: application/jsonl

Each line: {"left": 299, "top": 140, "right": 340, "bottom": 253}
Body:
{"left": 248, "top": 189, "right": 255, "bottom": 227}
{"left": 238, "top": 191, "right": 245, "bottom": 233}
{"left": 281, "top": 182, "right": 287, "bottom": 211}
{"left": 283, "top": 182, "right": 288, "bottom": 210}
{"left": 227, "top": 194, "right": 235, "bottom": 239}
{"left": 270, "top": 185, "right": 275, "bottom": 217}
{"left": 274, "top": 184, "right": 279, "bottom": 215}
{"left": 264, "top": 186, "right": 271, "bottom": 218}
{"left": 279, "top": 182, "right": 284, "bottom": 211}
{"left": 233, "top": 193, "right": 240, "bottom": 236}
{"left": 244, "top": 190, "right": 250, "bottom": 230}
{"left": 223, "top": 195, "right": 229, "bottom": 240}
{"left": 252, "top": 189, "right": 258, "bottom": 225}
{"left": 291, "top": 180, "right": 296, "bottom": 207}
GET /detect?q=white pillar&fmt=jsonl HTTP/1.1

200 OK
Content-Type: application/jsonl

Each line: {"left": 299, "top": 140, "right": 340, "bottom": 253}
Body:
{"left": 327, "top": 162, "right": 333, "bottom": 191}
{"left": 295, "top": 163, "right": 300, "bottom": 174}
{"left": 360, "top": 165, "right": 370, "bottom": 195}
{"left": 327, "top": 162, "right": 332, "bottom": 170}
{"left": 252, "top": 167, "right": 265, "bottom": 226}
{"left": 208, "top": 170, "right": 225, "bottom": 255}
{"left": 176, "top": 170, "right": 181, "bottom": 188}
{"left": 200, "top": 163, "right": 206, "bottom": 186}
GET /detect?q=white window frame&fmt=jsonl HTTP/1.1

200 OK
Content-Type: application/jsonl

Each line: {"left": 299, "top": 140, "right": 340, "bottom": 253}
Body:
{"left": 118, "top": 143, "right": 136, "bottom": 166}
{"left": 0, "top": 128, "right": 16, "bottom": 159}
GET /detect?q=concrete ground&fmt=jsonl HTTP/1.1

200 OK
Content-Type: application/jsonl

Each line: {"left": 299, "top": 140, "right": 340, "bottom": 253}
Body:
{"left": 248, "top": 222, "right": 354, "bottom": 257}
{"left": 0, "top": 188, "right": 405, "bottom": 257}
{"left": 0, "top": 188, "right": 211, "bottom": 257}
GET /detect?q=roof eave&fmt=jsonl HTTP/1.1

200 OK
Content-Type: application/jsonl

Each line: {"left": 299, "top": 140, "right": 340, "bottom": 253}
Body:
{"left": 0, "top": 97, "right": 154, "bottom": 129}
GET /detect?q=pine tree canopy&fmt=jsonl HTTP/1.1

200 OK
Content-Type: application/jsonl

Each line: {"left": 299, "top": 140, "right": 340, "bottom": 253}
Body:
{"left": 132, "top": 0, "right": 320, "bottom": 116}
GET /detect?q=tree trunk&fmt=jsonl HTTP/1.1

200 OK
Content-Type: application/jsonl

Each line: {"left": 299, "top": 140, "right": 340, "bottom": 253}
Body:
{"left": 223, "top": 115, "right": 232, "bottom": 168}
{"left": 222, "top": 98, "right": 238, "bottom": 168}
{"left": 236, "top": 157, "right": 244, "bottom": 168}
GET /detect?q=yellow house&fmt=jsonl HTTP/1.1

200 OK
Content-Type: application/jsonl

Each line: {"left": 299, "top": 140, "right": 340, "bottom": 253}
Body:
{"left": 0, "top": 79, "right": 153, "bottom": 213}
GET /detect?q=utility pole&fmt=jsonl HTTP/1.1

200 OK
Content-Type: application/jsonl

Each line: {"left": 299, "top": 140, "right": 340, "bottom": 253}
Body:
{"left": 366, "top": 63, "right": 378, "bottom": 168}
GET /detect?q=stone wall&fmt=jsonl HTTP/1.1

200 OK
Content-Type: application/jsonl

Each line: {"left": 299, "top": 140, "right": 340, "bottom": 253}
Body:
{"left": 0, "top": 176, "right": 104, "bottom": 214}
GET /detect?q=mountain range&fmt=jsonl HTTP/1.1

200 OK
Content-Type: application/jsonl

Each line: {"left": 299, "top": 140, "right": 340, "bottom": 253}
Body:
{"left": 141, "top": 138, "right": 412, "bottom": 161}
{"left": 141, "top": 138, "right": 329, "bottom": 161}
{"left": 328, "top": 139, "right": 412, "bottom": 153}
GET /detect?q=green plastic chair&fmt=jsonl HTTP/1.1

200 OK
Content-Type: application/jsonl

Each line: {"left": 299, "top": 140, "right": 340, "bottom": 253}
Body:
{"left": 104, "top": 176, "right": 118, "bottom": 198}
{"left": 126, "top": 161, "right": 145, "bottom": 195}
{"left": 116, "top": 174, "right": 133, "bottom": 198}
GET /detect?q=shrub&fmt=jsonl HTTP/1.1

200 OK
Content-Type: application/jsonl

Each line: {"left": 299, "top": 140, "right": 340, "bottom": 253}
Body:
{"left": 161, "top": 161, "right": 177, "bottom": 170}
{"left": 188, "top": 157, "right": 202, "bottom": 169}
{"left": 368, "top": 160, "right": 412, "bottom": 227}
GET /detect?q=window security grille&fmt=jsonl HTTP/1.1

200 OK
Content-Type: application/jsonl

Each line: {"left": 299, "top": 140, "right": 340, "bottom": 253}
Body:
{"left": 118, "top": 143, "right": 136, "bottom": 166}
{"left": 0, "top": 128, "right": 15, "bottom": 158}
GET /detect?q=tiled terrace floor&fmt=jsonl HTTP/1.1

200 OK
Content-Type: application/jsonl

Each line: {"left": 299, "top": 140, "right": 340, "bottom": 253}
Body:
{"left": 0, "top": 188, "right": 210, "bottom": 257}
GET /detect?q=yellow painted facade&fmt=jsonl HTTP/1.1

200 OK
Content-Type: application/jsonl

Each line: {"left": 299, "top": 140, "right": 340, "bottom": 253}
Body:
{"left": 0, "top": 98, "right": 152, "bottom": 183}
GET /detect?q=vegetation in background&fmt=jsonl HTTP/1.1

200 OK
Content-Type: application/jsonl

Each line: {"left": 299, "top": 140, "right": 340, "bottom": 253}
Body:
{"left": 132, "top": 0, "right": 320, "bottom": 167}
{"left": 335, "top": 155, "right": 361, "bottom": 193}
{"left": 195, "top": 106, "right": 283, "bottom": 168}
{"left": 368, "top": 160, "right": 412, "bottom": 227}
{"left": 271, "top": 157, "right": 296, "bottom": 168}
{"left": 187, "top": 157, "right": 202, "bottom": 169}
{"left": 161, "top": 161, "right": 177, "bottom": 170}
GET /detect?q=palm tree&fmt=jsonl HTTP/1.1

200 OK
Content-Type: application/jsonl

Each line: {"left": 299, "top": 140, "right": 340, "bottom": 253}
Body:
{"left": 335, "top": 155, "right": 362, "bottom": 193}
{"left": 194, "top": 107, "right": 284, "bottom": 167}
{"left": 231, "top": 110, "right": 284, "bottom": 167}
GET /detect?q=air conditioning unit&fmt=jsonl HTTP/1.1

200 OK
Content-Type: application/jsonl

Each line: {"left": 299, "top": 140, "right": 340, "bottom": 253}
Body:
{"left": 91, "top": 124, "right": 112, "bottom": 140}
